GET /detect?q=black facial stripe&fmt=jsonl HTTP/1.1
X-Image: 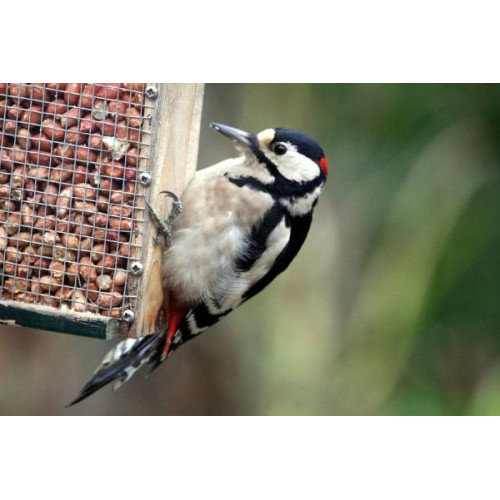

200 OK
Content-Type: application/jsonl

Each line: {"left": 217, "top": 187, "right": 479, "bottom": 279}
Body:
{"left": 250, "top": 143, "right": 281, "bottom": 178}
{"left": 272, "top": 173, "right": 325, "bottom": 198}
{"left": 227, "top": 174, "right": 325, "bottom": 199}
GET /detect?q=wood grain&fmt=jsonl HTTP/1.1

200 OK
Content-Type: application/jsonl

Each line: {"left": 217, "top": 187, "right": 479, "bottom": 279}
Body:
{"left": 125, "top": 83, "right": 204, "bottom": 338}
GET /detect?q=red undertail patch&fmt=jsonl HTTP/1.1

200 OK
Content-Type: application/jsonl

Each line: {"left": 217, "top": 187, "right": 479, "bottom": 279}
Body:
{"left": 162, "top": 300, "right": 187, "bottom": 360}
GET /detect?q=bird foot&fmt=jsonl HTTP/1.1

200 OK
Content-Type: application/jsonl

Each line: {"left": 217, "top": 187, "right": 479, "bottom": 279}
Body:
{"left": 145, "top": 191, "right": 182, "bottom": 248}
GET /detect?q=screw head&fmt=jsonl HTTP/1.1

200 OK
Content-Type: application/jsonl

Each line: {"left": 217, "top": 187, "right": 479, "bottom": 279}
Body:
{"left": 130, "top": 261, "right": 144, "bottom": 276}
{"left": 145, "top": 85, "right": 158, "bottom": 99}
{"left": 122, "top": 309, "right": 135, "bottom": 322}
{"left": 139, "top": 172, "right": 152, "bottom": 186}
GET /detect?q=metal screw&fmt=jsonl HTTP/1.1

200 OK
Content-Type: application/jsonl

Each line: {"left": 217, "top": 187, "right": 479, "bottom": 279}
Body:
{"left": 122, "top": 309, "right": 135, "bottom": 322}
{"left": 145, "top": 85, "right": 158, "bottom": 99}
{"left": 130, "top": 262, "right": 144, "bottom": 276}
{"left": 139, "top": 172, "right": 152, "bottom": 186}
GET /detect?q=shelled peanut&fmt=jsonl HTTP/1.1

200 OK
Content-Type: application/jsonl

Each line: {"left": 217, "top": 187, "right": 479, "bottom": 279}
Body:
{"left": 0, "top": 83, "right": 148, "bottom": 316}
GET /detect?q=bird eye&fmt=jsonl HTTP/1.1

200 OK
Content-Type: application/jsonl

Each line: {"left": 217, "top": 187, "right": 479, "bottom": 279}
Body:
{"left": 271, "top": 142, "right": 288, "bottom": 155}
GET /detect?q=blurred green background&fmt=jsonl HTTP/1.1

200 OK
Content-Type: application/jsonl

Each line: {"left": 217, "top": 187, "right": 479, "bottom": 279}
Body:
{"left": 1, "top": 83, "right": 499, "bottom": 415}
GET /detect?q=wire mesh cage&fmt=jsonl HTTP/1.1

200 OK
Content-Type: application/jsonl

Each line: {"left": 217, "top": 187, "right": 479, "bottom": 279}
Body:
{"left": 0, "top": 83, "right": 203, "bottom": 339}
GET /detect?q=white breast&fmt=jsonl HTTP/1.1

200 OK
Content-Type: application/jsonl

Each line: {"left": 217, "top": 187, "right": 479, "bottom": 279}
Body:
{"left": 213, "top": 217, "right": 290, "bottom": 311}
{"left": 163, "top": 160, "right": 275, "bottom": 306}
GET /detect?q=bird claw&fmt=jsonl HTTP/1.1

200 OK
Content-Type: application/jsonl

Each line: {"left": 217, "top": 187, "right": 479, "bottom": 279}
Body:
{"left": 145, "top": 191, "right": 183, "bottom": 248}
{"left": 160, "top": 191, "right": 183, "bottom": 226}
{"left": 160, "top": 190, "right": 180, "bottom": 203}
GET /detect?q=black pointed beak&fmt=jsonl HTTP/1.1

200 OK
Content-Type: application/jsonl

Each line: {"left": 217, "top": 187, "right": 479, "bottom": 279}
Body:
{"left": 210, "top": 123, "right": 256, "bottom": 148}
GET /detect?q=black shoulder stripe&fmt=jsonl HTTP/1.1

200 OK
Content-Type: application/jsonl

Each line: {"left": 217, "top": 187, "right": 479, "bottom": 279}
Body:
{"left": 234, "top": 203, "right": 285, "bottom": 273}
{"left": 242, "top": 212, "right": 313, "bottom": 302}
{"left": 227, "top": 175, "right": 268, "bottom": 193}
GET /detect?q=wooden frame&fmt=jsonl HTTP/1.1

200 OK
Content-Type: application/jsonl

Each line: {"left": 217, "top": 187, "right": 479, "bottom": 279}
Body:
{"left": 0, "top": 83, "right": 204, "bottom": 340}
{"left": 125, "top": 83, "right": 204, "bottom": 338}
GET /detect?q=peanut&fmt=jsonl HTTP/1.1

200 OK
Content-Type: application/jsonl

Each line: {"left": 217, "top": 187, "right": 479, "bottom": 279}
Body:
{"left": 0, "top": 226, "right": 7, "bottom": 250}
{"left": 39, "top": 275, "right": 61, "bottom": 293}
{"left": 57, "top": 186, "right": 72, "bottom": 217}
{"left": 20, "top": 203, "right": 35, "bottom": 226}
{"left": 46, "top": 99, "right": 67, "bottom": 117}
{"left": 42, "top": 184, "right": 59, "bottom": 206}
{"left": 79, "top": 256, "right": 97, "bottom": 283}
{"left": 5, "top": 213, "right": 21, "bottom": 235}
{"left": 66, "top": 262, "right": 80, "bottom": 285}
{"left": 60, "top": 107, "right": 80, "bottom": 128}
{"left": 97, "top": 291, "right": 123, "bottom": 308}
{"left": 16, "top": 128, "right": 31, "bottom": 149}
{"left": 108, "top": 100, "right": 127, "bottom": 118}
{"left": 126, "top": 107, "right": 142, "bottom": 127}
{"left": 71, "top": 289, "right": 87, "bottom": 312}
{"left": 114, "top": 269, "right": 127, "bottom": 287}
{"left": 90, "top": 243, "right": 108, "bottom": 263}
{"left": 5, "top": 246, "right": 22, "bottom": 262}
{"left": 121, "top": 83, "right": 146, "bottom": 93}
{"left": 75, "top": 146, "right": 97, "bottom": 163}
{"left": 102, "top": 160, "right": 124, "bottom": 178}
{"left": 49, "top": 260, "right": 66, "bottom": 281}
{"left": 109, "top": 216, "right": 133, "bottom": 231}
{"left": 101, "top": 308, "right": 123, "bottom": 319}
{"left": 95, "top": 83, "right": 121, "bottom": 100}
{"left": 41, "top": 118, "right": 66, "bottom": 142}
{"left": 73, "top": 183, "right": 96, "bottom": 200}
{"left": 20, "top": 106, "right": 43, "bottom": 127}
{"left": 96, "top": 274, "right": 112, "bottom": 291}
{"left": 7, "top": 105, "right": 24, "bottom": 120}
{"left": 28, "top": 165, "right": 50, "bottom": 179}
{"left": 31, "top": 84, "right": 51, "bottom": 102}
{"left": 4, "top": 278, "right": 29, "bottom": 294}
{"left": 65, "top": 83, "right": 83, "bottom": 105}
{"left": 34, "top": 215, "right": 56, "bottom": 231}
{"left": 65, "top": 126, "right": 85, "bottom": 144}
{"left": 60, "top": 233, "right": 80, "bottom": 250}
{"left": 79, "top": 84, "right": 95, "bottom": 109}
{"left": 28, "top": 149, "right": 52, "bottom": 166}
{"left": 49, "top": 163, "right": 73, "bottom": 182}
{"left": 9, "top": 83, "right": 30, "bottom": 101}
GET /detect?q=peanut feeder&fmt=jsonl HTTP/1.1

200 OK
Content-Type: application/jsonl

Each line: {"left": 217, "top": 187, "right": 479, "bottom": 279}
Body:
{"left": 0, "top": 83, "right": 204, "bottom": 339}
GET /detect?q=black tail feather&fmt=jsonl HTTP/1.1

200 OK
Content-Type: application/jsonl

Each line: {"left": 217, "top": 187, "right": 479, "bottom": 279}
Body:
{"left": 67, "top": 332, "right": 166, "bottom": 407}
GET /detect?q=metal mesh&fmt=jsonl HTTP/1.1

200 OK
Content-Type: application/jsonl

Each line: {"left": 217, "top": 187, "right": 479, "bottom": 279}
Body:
{"left": 0, "top": 83, "right": 154, "bottom": 320}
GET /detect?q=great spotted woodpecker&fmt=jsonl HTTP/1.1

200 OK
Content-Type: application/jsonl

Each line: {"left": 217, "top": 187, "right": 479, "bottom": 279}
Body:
{"left": 69, "top": 123, "right": 329, "bottom": 405}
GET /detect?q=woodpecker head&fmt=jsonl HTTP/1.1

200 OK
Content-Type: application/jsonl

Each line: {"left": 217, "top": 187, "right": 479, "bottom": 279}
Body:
{"left": 211, "top": 123, "right": 329, "bottom": 184}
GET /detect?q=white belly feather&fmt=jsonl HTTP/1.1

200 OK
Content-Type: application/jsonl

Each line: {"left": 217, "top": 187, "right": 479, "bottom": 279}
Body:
{"left": 163, "top": 160, "right": 278, "bottom": 307}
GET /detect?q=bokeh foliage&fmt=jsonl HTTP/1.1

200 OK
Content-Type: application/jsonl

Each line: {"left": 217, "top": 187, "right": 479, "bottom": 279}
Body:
{"left": 206, "top": 83, "right": 500, "bottom": 415}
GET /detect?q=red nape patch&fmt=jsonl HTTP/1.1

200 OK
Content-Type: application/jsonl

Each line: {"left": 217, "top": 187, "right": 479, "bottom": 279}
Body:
{"left": 318, "top": 156, "right": 329, "bottom": 176}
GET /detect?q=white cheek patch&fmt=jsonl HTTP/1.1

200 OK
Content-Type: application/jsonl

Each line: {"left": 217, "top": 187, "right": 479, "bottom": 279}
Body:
{"left": 276, "top": 151, "right": 320, "bottom": 183}
{"left": 259, "top": 142, "right": 321, "bottom": 183}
